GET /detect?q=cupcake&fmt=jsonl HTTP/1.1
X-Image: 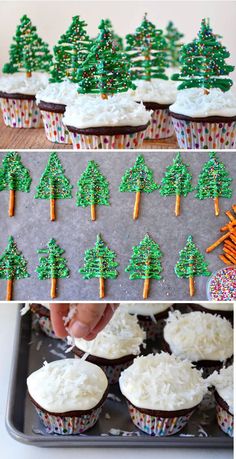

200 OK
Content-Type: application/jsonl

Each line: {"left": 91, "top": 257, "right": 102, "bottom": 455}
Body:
{"left": 208, "top": 365, "right": 234, "bottom": 437}
{"left": 188, "top": 302, "right": 233, "bottom": 322}
{"left": 72, "top": 308, "right": 146, "bottom": 384}
{"left": 27, "top": 358, "right": 108, "bottom": 434}
{"left": 29, "top": 303, "right": 57, "bottom": 338}
{"left": 119, "top": 352, "right": 208, "bottom": 436}
{"left": 163, "top": 310, "right": 233, "bottom": 377}
{"left": 207, "top": 266, "right": 236, "bottom": 302}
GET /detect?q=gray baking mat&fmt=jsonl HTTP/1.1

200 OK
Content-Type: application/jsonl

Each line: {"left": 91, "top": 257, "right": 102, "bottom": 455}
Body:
{"left": 0, "top": 150, "right": 235, "bottom": 301}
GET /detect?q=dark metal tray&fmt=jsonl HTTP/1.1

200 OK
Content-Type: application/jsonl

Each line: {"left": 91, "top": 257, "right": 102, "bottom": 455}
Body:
{"left": 6, "top": 306, "right": 233, "bottom": 448}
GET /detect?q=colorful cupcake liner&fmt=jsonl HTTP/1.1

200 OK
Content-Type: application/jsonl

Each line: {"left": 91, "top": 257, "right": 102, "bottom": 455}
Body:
{"left": 216, "top": 403, "right": 234, "bottom": 437}
{"left": 36, "top": 314, "right": 57, "bottom": 339}
{"left": 0, "top": 97, "right": 42, "bottom": 128}
{"left": 40, "top": 110, "right": 71, "bottom": 144}
{"left": 172, "top": 118, "right": 236, "bottom": 149}
{"left": 145, "top": 109, "right": 174, "bottom": 140}
{"left": 138, "top": 317, "right": 165, "bottom": 341}
{"left": 75, "top": 354, "right": 133, "bottom": 384}
{"left": 68, "top": 130, "right": 145, "bottom": 149}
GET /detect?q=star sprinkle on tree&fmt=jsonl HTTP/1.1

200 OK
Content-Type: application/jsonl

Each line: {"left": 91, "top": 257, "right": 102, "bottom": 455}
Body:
{"left": 165, "top": 21, "right": 184, "bottom": 68}
{"left": 50, "top": 15, "right": 91, "bottom": 83}
{"left": 0, "top": 151, "right": 32, "bottom": 217}
{"left": 119, "top": 154, "right": 158, "bottom": 219}
{"left": 35, "top": 152, "right": 72, "bottom": 221}
{"left": 125, "top": 13, "right": 169, "bottom": 81}
{"left": 0, "top": 236, "right": 30, "bottom": 301}
{"left": 195, "top": 152, "right": 232, "bottom": 216}
{"left": 172, "top": 18, "right": 234, "bottom": 92}
{"left": 79, "top": 234, "right": 118, "bottom": 298}
{"left": 175, "top": 235, "right": 211, "bottom": 297}
{"left": 125, "top": 234, "right": 163, "bottom": 299}
{"left": 159, "top": 152, "right": 193, "bottom": 216}
{"left": 2, "top": 14, "right": 52, "bottom": 77}
{"left": 76, "top": 19, "right": 136, "bottom": 97}
{"left": 76, "top": 160, "right": 110, "bottom": 221}
{"left": 36, "top": 238, "right": 70, "bottom": 299}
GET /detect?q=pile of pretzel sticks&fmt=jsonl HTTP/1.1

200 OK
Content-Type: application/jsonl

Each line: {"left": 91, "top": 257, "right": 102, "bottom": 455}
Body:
{"left": 206, "top": 205, "right": 236, "bottom": 265}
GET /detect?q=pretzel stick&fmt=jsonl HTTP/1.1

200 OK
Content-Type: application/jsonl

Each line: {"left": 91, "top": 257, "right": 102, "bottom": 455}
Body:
{"left": 214, "top": 197, "right": 220, "bottom": 216}
{"left": 51, "top": 278, "right": 56, "bottom": 299}
{"left": 224, "top": 239, "right": 236, "bottom": 249}
{"left": 133, "top": 191, "right": 141, "bottom": 220}
{"left": 223, "top": 252, "right": 236, "bottom": 265}
{"left": 230, "top": 234, "right": 236, "bottom": 244}
{"left": 91, "top": 204, "right": 96, "bottom": 221}
{"left": 50, "top": 198, "right": 55, "bottom": 221}
{"left": 223, "top": 246, "right": 236, "bottom": 258}
{"left": 6, "top": 279, "right": 13, "bottom": 301}
{"left": 206, "top": 232, "right": 231, "bottom": 253}
{"left": 189, "top": 276, "right": 195, "bottom": 297}
{"left": 143, "top": 278, "right": 150, "bottom": 299}
{"left": 220, "top": 221, "right": 236, "bottom": 232}
{"left": 224, "top": 242, "right": 236, "bottom": 254}
{"left": 175, "top": 194, "right": 181, "bottom": 217}
{"left": 8, "top": 189, "right": 15, "bottom": 217}
{"left": 225, "top": 210, "right": 235, "bottom": 221}
{"left": 232, "top": 204, "right": 236, "bottom": 213}
{"left": 99, "top": 277, "right": 105, "bottom": 298}
{"left": 219, "top": 254, "right": 232, "bottom": 265}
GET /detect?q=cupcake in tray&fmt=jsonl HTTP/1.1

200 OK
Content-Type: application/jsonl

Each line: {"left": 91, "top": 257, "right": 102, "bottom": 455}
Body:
{"left": 119, "top": 352, "right": 208, "bottom": 436}
{"left": 208, "top": 365, "right": 234, "bottom": 437}
{"left": 72, "top": 308, "right": 146, "bottom": 384}
{"left": 163, "top": 310, "right": 233, "bottom": 377}
{"left": 27, "top": 359, "right": 108, "bottom": 435}
{"left": 29, "top": 303, "right": 56, "bottom": 338}
{"left": 188, "top": 302, "right": 233, "bottom": 322}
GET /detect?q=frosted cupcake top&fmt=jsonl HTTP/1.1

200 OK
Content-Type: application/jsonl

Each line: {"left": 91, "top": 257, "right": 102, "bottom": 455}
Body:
{"left": 74, "top": 308, "right": 146, "bottom": 359}
{"left": 119, "top": 303, "right": 171, "bottom": 316}
{"left": 169, "top": 87, "right": 236, "bottom": 117}
{"left": 208, "top": 365, "right": 234, "bottom": 414}
{"left": 27, "top": 359, "right": 108, "bottom": 412}
{"left": 63, "top": 93, "right": 152, "bottom": 128}
{"left": 0, "top": 72, "right": 49, "bottom": 95}
{"left": 36, "top": 80, "right": 79, "bottom": 105}
{"left": 129, "top": 79, "right": 177, "bottom": 105}
{"left": 197, "top": 302, "right": 233, "bottom": 312}
{"left": 119, "top": 352, "right": 208, "bottom": 411}
{"left": 164, "top": 311, "right": 233, "bottom": 362}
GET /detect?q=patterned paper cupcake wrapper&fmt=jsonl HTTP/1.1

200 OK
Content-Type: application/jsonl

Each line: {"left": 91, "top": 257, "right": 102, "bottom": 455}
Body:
{"left": 75, "top": 354, "right": 133, "bottom": 384}
{"left": 138, "top": 317, "right": 165, "bottom": 341}
{"left": 37, "top": 315, "right": 57, "bottom": 339}
{"left": 172, "top": 118, "right": 236, "bottom": 149}
{"left": 40, "top": 110, "right": 71, "bottom": 144}
{"left": 68, "top": 130, "right": 145, "bottom": 149}
{"left": 145, "top": 109, "right": 174, "bottom": 140}
{"left": 0, "top": 97, "right": 42, "bottom": 128}
{"left": 216, "top": 403, "right": 234, "bottom": 437}
{"left": 127, "top": 403, "right": 194, "bottom": 436}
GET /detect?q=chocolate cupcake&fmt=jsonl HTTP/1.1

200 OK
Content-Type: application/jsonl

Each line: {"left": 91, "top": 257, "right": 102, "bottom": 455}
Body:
{"left": 188, "top": 302, "right": 233, "bottom": 323}
{"left": 208, "top": 365, "right": 234, "bottom": 437}
{"left": 29, "top": 303, "right": 57, "bottom": 338}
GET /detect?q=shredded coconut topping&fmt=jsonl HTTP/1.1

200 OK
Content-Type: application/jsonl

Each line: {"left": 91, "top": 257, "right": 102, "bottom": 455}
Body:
{"left": 207, "top": 365, "right": 234, "bottom": 414}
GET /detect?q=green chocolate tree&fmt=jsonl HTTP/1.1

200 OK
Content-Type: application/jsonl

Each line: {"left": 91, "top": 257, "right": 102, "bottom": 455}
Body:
{"left": 36, "top": 238, "right": 70, "bottom": 299}
{"left": 0, "top": 236, "right": 30, "bottom": 301}
{"left": 76, "top": 19, "right": 135, "bottom": 96}
{"left": 119, "top": 154, "right": 158, "bottom": 219}
{"left": 125, "top": 13, "right": 169, "bottom": 81}
{"left": 195, "top": 152, "right": 232, "bottom": 216}
{"left": 50, "top": 15, "right": 91, "bottom": 83}
{"left": 165, "top": 21, "right": 184, "bottom": 68}
{"left": 125, "top": 234, "right": 163, "bottom": 299}
{"left": 79, "top": 234, "right": 118, "bottom": 298}
{"left": 35, "top": 152, "right": 72, "bottom": 221}
{"left": 0, "top": 151, "right": 32, "bottom": 217}
{"left": 3, "top": 14, "right": 52, "bottom": 76}
{"left": 175, "top": 235, "right": 211, "bottom": 297}
{"left": 159, "top": 152, "right": 193, "bottom": 216}
{"left": 76, "top": 160, "right": 110, "bottom": 221}
{"left": 172, "top": 18, "right": 234, "bottom": 92}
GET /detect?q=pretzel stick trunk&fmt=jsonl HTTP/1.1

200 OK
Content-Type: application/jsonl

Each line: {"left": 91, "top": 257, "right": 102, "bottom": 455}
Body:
{"left": 175, "top": 194, "right": 181, "bottom": 217}
{"left": 214, "top": 197, "right": 220, "bottom": 216}
{"left": 91, "top": 204, "right": 96, "bottom": 221}
{"left": 8, "top": 189, "right": 15, "bottom": 217}
{"left": 206, "top": 231, "right": 231, "bottom": 253}
{"left": 133, "top": 191, "right": 141, "bottom": 220}
{"left": 50, "top": 198, "right": 56, "bottom": 221}
{"left": 143, "top": 278, "right": 150, "bottom": 299}
{"left": 51, "top": 278, "right": 57, "bottom": 299}
{"left": 101, "top": 94, "right": 108, "bottom": 100}
{"left": 6, "top": 279, "right": 13, "bottom": 301}
{"left": 99, "top": 277, "right": 105, "bottom": 298}
{"left": 26, "top": 71, "right": 32, "bottom": 78}
{"left": 189, "top": 276, "right": 195, "bottom": 297}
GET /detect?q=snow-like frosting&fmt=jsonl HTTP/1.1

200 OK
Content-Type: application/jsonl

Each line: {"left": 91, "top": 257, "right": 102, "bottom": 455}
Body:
{"left": 74, "top": 308, "right": 146, "bottom": 359}
{"left": 36, "top": 80, "right": 79, "bottom": 105}
{"left": 208, "top": 365, "right": 234, "bottom": 414}
{"left": 119, "top": 303, "right": 171, "bottom": 316}
{"left": 0, "top": 72, "right": 49, "bottom": 95}
{"left": 63, "top": 93, "right": 152, "bottom": 128}
{"left": 128, "top": 79, "right": 177, "bottom": 104}
{"left": 164, "top": 311, "right": 233, "bottom": 362}
{"left": 169, "top": 87, "right": 236, "bottom": 117}
{"left": 119, "top": 352, "right": 208, "bottom": 411}
{"left": 197, "top": 302, "right": 233, "bottom": 312}
{"left": 27, "top": 359, "right": 108, "bottom": 412}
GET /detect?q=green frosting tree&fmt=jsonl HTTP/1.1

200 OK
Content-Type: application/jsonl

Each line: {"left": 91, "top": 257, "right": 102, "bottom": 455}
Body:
{"left": 165, "top": 21, "right": 184, "bottom": 68}
{"left": 125, "top": 234, "right": 163, "bottom": 299}
{"left": 94, "top": 19, "right": 123, "bottom": 50}
{"left": 76, "top": 160, "right": 110, "bottom": 221}
{"left": 79, "top": 234, "right": 118, "bottom": 298}
{"left": 172, "top": 18, "right": 234, "bottom": 92}
{"left": 35, "top": 152, "right": 72, "bottom": 221}
{"left": 125, "top": 13, "right": 169, "bottom": 81}
{"left": 159, "top": 152, "right": 193, "bottom": 216}
{"left": 0, "top": 151, "right": 32, "bottom": 217}
{"left": 36, "top": 238, "right": 70, "bottom": 299}
{"left": 76, "top": 19, "right": 136, "bottom": 97}
{"left": 50, "top": 15, "right": 91, "bottom": 83}
{"left": 175, "top": 235, "right": 211, "bottom": 297}
{"left": 119, "top": 154, "right": 158, "bottom": 219}
{"left": 3, "top": 14, "right": 52, "bottom": 77}
{"left": 0, "top": 236, "right": 30, "bottom": 301}
{"left": 195, "top": 152, "right": 232, "bottom": 216}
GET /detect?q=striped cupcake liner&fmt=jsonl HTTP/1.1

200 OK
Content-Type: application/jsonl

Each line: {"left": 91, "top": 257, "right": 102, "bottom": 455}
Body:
{"left": 216, "top": 403, "right": 234, "bottom": 437}
{"left": 68, "top": 130, "right": 146, "bottom": 149}
{"left": 0, "top": 97, "right": 42, "bottom": 128}
{"left": 145, "top": 109, "right": 174, "bottom": 140}
{"left": 40, "top": 110, "right": 71, "bottom": 144}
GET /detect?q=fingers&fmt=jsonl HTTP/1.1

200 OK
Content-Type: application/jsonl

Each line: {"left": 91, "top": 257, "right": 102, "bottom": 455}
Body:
{"left": 50, "top": 303, "right": 70, "bottom": 338}
{"left": 68, "top": 303, "right": 108, "bottom": 338}
{"left": 85, "top": 304, "right": 118, "bottom": 340}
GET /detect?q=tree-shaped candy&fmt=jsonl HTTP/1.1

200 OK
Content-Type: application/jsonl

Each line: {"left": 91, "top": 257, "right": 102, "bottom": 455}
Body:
{"left": 159, "top": 152, "right": 193, "bottom": 216}
{"left": 76, "top": 160, "right": 110, "bottom": 221}
{"left": 175, "top": 235, "right": 211, "bottom": 297}
{"left": 36, "top": 238, "right": 69, "bottom": 299}
{"left": 195, "top": 152, "right": 232, "bottom": 216}
{"left": 0, "top": 151, "right": 32, "bottom": 217}
{"left": 119, "top": 155, "right": 158, "bottom": 219}
{"left": 165, "top": 21, "right": 184, "bottom": 68}
{"left": 0, "top": 236, "right": 30, "bottom": 301}
{"left": 79, "top": 234, "right": 118, "bottom": 298}
{"left": 35, "top": 152, "right": 72, "bottom": 221}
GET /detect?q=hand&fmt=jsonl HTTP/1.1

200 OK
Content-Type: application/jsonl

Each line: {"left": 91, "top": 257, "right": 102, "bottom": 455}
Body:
{"left": 50, "top": 303, "right": 119, "bottom": 340}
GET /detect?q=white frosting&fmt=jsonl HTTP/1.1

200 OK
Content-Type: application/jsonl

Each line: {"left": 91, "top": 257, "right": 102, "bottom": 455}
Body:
{"left": 27, "top": 358, "right": 108, "bottom": 412}
{"left": 164, "top": 311, "right": 233, "bottom": 362}
{"left": 128, "top": 79, "right": 177, "bottom": 104}
{"left": 208, "top": 365, "right": 234, "bottom": 414}
{"left": 169, "top": 87, "right": 236, "bottom": 117}
{"left": 197, "top": 302, "right": 233, "bottom": 312}
{"left": 119, "top": 303, "right": 171, "bottom": 316}
{"left": 119, "top": 352, "right": 208, "bottom": 411}
{"left": 74, "top": 308, "right": 146, "bottom": 359}
{"left": 0, "top": 72, "right": 49, "bottom": 95}
{"left": 63, "top": 93, "right": 152, "bottom": 128}
{"left": 36, "top": 80, "right": 79, "bottom": 106}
